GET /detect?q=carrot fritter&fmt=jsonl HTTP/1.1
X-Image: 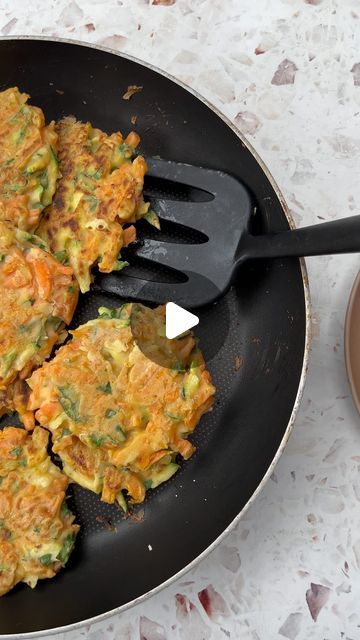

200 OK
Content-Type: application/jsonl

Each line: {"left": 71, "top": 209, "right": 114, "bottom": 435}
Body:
{"left": 0, "top": 426, "right": 79, "bottom": 596}
{"left": 37, "top": 117, "right": 152, "bottom": 293}
{"left": 27, "top": 304, "right": 215, "bottom": 510}
{"left": 0, "top": 87, "right": 58, "bottom": 231}
{"left": 0, "top": 222, "right": 79, "bottom": 428}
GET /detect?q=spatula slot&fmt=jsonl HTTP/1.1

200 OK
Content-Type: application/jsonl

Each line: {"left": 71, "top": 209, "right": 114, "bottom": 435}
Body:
{"left": 137, "top": 217, "right": 209, "bottom": 245}
{"left": 120, "top": 251, "right": 188, "bottom": 284}
{"left": 143, "top": 174, "right": 214, "bottom": 203}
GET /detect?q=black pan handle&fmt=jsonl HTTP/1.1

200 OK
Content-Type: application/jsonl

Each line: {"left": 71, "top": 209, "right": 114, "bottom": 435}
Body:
{"left": 239, "top": 215, "right": 360, "bottom": 262}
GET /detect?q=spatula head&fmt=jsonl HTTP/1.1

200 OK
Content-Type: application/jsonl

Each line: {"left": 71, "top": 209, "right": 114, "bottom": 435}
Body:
{"left": 97, "top": 158, "right": 253, "bottom": 309}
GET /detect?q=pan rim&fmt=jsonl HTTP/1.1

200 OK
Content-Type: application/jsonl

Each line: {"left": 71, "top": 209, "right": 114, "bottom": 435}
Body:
{"left": 0, "top": 35, "right": 312, "bottom": 639}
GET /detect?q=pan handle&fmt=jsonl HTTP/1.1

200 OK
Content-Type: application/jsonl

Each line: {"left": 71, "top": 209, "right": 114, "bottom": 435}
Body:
{"left": 239, "top": 215, "right": 360, "bottom": 262}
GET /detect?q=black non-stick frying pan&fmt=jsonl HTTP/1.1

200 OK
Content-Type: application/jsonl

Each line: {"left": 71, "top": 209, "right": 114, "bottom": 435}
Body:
{"left": 0, "top": 37, "right": 310, "bottom": 637}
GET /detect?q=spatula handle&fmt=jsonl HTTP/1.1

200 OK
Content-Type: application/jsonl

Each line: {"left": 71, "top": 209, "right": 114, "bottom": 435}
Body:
{"left": 240, "top": 215, "right": 360, "bottom": 262}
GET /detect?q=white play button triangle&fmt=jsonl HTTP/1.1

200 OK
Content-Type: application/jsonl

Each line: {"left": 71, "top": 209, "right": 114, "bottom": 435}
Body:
{"left": 165, "top": 302, "right": 199, "bottom": 340}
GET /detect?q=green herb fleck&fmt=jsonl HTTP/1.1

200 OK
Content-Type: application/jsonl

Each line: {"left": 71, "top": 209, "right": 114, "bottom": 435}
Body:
{"left": 39, "top": 554, "right": 53, "bottom": 566}
{"left": 58, "top": 386, "right": 83, "bottom": 422}
{"left": 3, "top": 352, "right": 17, "bottom": 372}
{"left": 172, "top": 361, "right": 186, "bottom": 373}
{"left": 118, "top": 142, "right": 133, "bottom": 159}
{"left": 116, "top": 490, "right": 128, "bottom": 512}
{"left": 22, "top": 298, "right": 35, "bottom": 307}
{"left": 89, "top": 433, "right": 105, "bottom": 448}
{"left": 10, "top": 105, "right": 30, "bottom": 124}
{"left": 54, "top": 250, "right": 68, "bottom": 264}
{"left": 57, "top": 533, "right": 76, "bottom": 565}
{"left": 97, "top": 305, "right": 132, "bottom": 326}
{"left": 113, "top": 260, "right": 129, "bottom": 271}
{"left": 85, "top": 168, "right": 102, "bottom": 180}
{"left": 164, "top": 410, "right": 182, "bottom": 422}
{"left": 143, "top": 479, "right": 152, "bottom": 490}
{"left": 50, "top": 146, "right": 58, "bottom": 166}
{"left": 114, "top": 425, "right": 126, "bottom": 441}
{"left": 98, "top": 306, "right": 117, "bottom": 319}
{"left": 39, "top": 171, "right": 49, "bottom": 190}
{"left": 15, "top": 128, "right": 27, "bottom": 145}
{"left": 144, "top": 209, "right": 161, "bottom": 230}
{"left": 89, "top": 137, "right": 100, "bottom": 153}
{"left": 97, "top": 382, "right": 112, "bottom": 394}
{"left": 60, "top": 500, "right": 71, "bottom": 518}
{"left": 105, "top": 409, "right": 116, "bottom": 419}
{"left": 18, "top": 324, "right": 30, "bottom": 334}
{"left": 85, "top": 194, "right": 99, "bottom": 212}
{"left": 11, "top": 446, "right": 22, "bottom": 457}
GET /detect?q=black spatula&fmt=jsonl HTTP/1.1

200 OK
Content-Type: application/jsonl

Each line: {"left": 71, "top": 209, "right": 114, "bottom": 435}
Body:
{"left": 97, "top": 158, "right": 360, "bottom": 309}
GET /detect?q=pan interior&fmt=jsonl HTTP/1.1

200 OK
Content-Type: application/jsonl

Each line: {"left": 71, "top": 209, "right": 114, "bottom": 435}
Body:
{"left": 0, "top": 39, "right": 307, "bottom": 636}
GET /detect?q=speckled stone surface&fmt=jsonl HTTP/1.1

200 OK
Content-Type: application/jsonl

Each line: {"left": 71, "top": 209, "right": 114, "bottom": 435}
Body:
{"left": 1, "top": 1, "right": 360, "bottom": 638}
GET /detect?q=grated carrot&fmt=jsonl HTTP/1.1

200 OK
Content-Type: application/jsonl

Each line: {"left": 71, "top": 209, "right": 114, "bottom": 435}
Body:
{"left": 123, "top": 225, "right": 136, "bottom": 246}
{"left": 32, "top": 259, "right": 51, "bottom": 299}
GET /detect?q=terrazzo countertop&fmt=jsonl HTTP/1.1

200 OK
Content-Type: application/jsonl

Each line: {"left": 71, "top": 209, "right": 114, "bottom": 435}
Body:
{"left": 1, "top": 0, "right": 360, "bottom": 638}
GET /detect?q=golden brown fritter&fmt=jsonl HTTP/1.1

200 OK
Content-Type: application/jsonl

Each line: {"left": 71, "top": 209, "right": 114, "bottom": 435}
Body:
{"left": 0, "top": 426, "right": 79, "bottom": 596}
{"left": 0, "top": 222, "right": 78, "bottom": 428}
{"left": 37, "top": 117, "right": 153, "bottom": 293}
{"left": 0, "top": 87, "right": 58, "bottom": 231}
{"left": 27, "top": 304, "right": 215, "bottom": 510}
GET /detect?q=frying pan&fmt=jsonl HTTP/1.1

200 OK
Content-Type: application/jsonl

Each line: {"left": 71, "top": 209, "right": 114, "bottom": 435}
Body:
{"left": 0, "top": 37, "right": 310, "bottom": 637}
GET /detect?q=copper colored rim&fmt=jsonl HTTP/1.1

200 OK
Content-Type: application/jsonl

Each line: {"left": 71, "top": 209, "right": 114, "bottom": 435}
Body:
{"left": 345, "top": 271, "right": 360, "bottom": 414}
